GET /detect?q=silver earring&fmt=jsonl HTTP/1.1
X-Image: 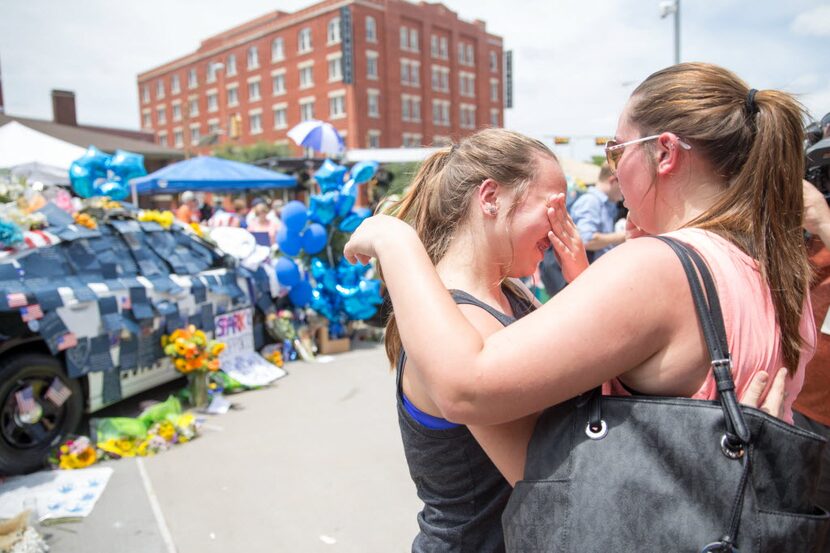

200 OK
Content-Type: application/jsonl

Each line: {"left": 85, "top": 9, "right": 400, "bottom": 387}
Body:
{"left": 486, "top": 205, "right": 498, "bottom": 215}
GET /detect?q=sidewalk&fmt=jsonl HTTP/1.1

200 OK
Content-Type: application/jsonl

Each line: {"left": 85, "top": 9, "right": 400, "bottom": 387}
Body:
{"left": 44, "top": 343, "right": 421, "bottom": 553}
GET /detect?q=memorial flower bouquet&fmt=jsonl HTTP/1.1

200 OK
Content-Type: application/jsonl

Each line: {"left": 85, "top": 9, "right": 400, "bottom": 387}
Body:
{"left": 162, "top": 325, "right": 226, "bottom": 408}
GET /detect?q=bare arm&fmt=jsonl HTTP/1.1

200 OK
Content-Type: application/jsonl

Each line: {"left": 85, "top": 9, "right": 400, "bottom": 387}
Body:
{"left": 345, "top": 216, "right": 686, "bottom": 425}
{"left": 803, "top": 180, "right": 830, "bottom": 249}
{"left": 584, "top": 231, "right": 626, "bottom": 251}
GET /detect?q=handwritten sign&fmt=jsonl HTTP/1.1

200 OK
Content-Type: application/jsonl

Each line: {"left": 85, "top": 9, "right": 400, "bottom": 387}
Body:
{"left": 214, "top": 308, "right": 254, "bottom": 358}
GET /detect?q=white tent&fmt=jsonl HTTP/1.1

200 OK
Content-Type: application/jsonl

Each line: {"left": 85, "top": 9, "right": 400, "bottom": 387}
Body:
{"left": 0, "top": 121, "right": 86, "bottom": 172}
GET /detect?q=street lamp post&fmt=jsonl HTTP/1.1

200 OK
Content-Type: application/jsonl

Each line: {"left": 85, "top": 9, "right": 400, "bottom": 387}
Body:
{"left": 659, "top": 0, "right": 680, "bottom": 65}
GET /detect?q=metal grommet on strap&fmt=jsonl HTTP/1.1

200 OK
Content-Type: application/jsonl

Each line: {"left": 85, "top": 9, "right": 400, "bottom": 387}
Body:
{"left": 585, "top": 420, "right": 607, "bottom": 440}
{"left": 720, "top": 434, "right": 745, "bottom": 460}
{"left": 700, "top": 538, "right": 739, "bottom": 552}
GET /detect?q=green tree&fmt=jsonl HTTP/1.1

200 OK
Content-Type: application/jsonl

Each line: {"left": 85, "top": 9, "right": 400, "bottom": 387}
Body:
{"left": 211, "top": 141, "right": 292, "bottom": 163}
{"left": 590, "top": 155, "right": 606, "bottom": 167}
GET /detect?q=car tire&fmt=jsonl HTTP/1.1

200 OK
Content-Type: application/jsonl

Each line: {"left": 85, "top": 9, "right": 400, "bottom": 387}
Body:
{"left": 0, "top": 352, "right": 83, "bottom": 475}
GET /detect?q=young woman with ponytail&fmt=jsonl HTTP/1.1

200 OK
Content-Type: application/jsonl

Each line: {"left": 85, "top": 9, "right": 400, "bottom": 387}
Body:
{"left": 347, "top": 62, "right": 811, "bottom": 485}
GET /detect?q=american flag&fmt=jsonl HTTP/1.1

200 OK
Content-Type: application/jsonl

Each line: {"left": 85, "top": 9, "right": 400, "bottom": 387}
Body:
{"left": 6, "top": 292, "right": 27, "bottom": 308}
{"left": 45, "top": 377, "right": 72, "bottom": 407}
{"left": 20, "top": 304, "right": 44, "bottom": 322}
{"left": 56, "top": 332, "right": 78, "bottom": 351}
{"left": 14, "top": 386, "right": 36, "bottom": 414}
{"left": 120, "top": 295, "right": 131, "bottom": 310}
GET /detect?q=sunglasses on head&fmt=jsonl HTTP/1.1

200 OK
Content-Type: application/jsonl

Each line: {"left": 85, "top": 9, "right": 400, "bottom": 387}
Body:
{"left": 604, "top": 134, "right": 691, "bottom": 174}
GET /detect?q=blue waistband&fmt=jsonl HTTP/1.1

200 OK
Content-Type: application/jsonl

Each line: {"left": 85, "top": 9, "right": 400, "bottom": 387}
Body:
{"left": 401, "top": 392, "right": 461, "bottom": 430}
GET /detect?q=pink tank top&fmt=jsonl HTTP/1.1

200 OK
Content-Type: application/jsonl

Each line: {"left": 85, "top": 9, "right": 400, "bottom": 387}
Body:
{"left": 604, "top": 228, "right": 816, "bottom": 424}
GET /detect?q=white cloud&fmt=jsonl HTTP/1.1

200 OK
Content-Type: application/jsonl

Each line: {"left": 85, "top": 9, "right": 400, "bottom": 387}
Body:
{"left": 791, "top": 5, "right": 830, "bottom": 36}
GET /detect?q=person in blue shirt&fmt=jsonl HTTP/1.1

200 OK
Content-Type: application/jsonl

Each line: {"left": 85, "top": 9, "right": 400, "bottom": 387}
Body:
{"left": 570, "top": 163, "right": 626, "bottom": 262}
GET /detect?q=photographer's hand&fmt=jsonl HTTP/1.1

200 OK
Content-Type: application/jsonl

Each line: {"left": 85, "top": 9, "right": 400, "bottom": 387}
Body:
{"left": 803, "top": 180, "right": 830, "bottom": 249}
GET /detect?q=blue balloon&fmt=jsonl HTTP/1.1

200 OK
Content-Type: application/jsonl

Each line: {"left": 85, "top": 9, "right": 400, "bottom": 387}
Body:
{"left": 281, "top": 201, "right": 309, "bottom": 233}
{"left": 275, "top": 257, "right": 301, "bottom": 287}
{"left": 309, "top": 192, "right": 338, "bottom": 225}
{"left": 301, "top": 223, "right": 328, "bottom": 255}
{"left": 310, "top": 258, "right": 330, "bottom": 280}
{"left": 68, "top": 162, "right": 96, "bottom": 198}
{"left": 336, "top": 183, "right": 357, "bottom": 217}
{"left": 70, "top": 146, "right": 111, "bottom": 198}
{"left": 314, "top": 159, "right": 348, "bottom": 193}
{"left": 108, "top": 149, "right": 147, "bottom": 181}
{"left": 337, "top": 257, "right": 370, "bottom": 286}
{"left": 338, "top": 210, "right": 370, "bottom": 233}
{"left": 349, "top": 161, "right": 379, "bottom": 185}
{"left": 288, "top": 280, "right": 313, "bottom": 307}
{"left": 276, "top": 227, "right": 302, "bottom": 256}
{"left": 95, "top": 181, "right": 129, "bottom": 201}
{"left": 359, "top": 278, "right": 384, "bottom": 304}
{"left": 310, "top": 288, "right": 337, "bottom": 320}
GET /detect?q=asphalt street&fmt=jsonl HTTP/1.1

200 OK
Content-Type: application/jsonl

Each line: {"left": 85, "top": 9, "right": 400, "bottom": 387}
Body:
{"left": 38, "top": 342, "right": 421, "bottom": 553}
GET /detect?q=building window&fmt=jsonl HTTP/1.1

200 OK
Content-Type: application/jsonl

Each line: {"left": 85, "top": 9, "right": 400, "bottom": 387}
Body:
{"left": 189, "top": 97, "right": 199, "bottom": 116}
{"left": 142, "top": 85, "right": 150, "bottom": 103}
{"left": 440, "top": 37, "right": 448, "bottom": 59}
{"left": 400, "top": 60, "right": 419, "bottom": 86}
{"left": 400, "top": 26, "right": 419, "bottom": 52}
{"left": 458, "top": 42, "right": 474, "bottom": 65}
{"left": 300, "top": 98, "right": 315, "bottom": 121}
{"left": 399, "top": 27, "right": 408, "bottom": 50}
{"left": 366, "top": 51, "right": 379, "bottom": 80}
{"left": 158, "top": 132, "right": 168, "bottom": 147}
{"left": 208, "top": 119, "right": 220, "bottom": 134}
{"left": 490, "top": 108, "right": 500, "bottom": 127}
{"left": 412, "top": 96, "right": 421, "bottom": 121}
{"left": 431, "top": 35, "right": 439, "bottom": 58}
{"left": 490, "top": 51, "right": 498, "bottom": 72}
{"left": 432, "top": 66, "right": 449, "bottom": 92}
{"left": 328, "top": 54, "right": 343, "bottom": 82}
{"left": 273, "top": 103, "right": 288, "bottom": 129}
{"left": 156, "top": 105, "right": 166, "bottom": 124}
{"left": 366, "top": 16, "right": 377, "bottom": 43}
{"left": 299, "top": 64, "right": 314, "bottom": 89}
{"left": 367, "top": 130, "right": 380, "bottom": 149}
{"left": 460, "top": 104, "right": 476, "bottom": 129}
{"left": 329, "top": 92, "right": 346, "bottom": 119}
{"left": 227, "top": 54, "right": 237, "bottom": 76}
{"left": 247, "top": 46, "right": 259, "bottom": 69}
{"left": 207, "top": 62, "right": 218, "bottom": 84}
{"left": 271, "top": 37, "right": 285, "bottom": 62}
{"left": 250, "top": 111, "right": 263, "bottom": 134}
{"left": 188, "top": 68, "right": 198, "bottom": 89}
{"left": 272, "top": 70, "right": 286, "bottom": 95}
{"left": 401, "top": 94, "right": 421, "bottom": 122}
{"left": 298, "top": 27, "right": 312, "bottom": 54}
{"left": 401, "top": 94, "right": 410, "bottom": 121}
{"left": 432, "top": 99, "right": 450, "bottom": 126}
{"left": 190, "top": 124, "right": 201, "bottom": 145}
{"left": 467, "top": 44, "right": 475, "bottom": 66}
{"left": 460, "top": 72, "right": 476, "bottom": 97}
{"left": 227, "top": 85, "right": 239, "bottom": 106}
{"left": 174, "top": 128, "right": 184, "bottom": 148}
{"left": 207, "top": 92, "right": 218, "bottom": 113}
{"left": 248, "top": 79, "right": 261, "bottom": 102}
{"left": 490, "top": 78, "right": 499, "bottom": 102}
{"left": 367, "top": 90, "right": 380, "bottom": 118}
{"left": 171, "top": 75, "right": 180, "bottom": 94}
{"left": 142, "top": 111, "right": 151, "bottom": 128}
{"left": 327, "top": 17, "right": 341, "bottom": 44}
{"left": 156, "top": 80, "right": 165, "bottom": 99}
{"left": 402, "top": 133, "right": 422, "bottom": 147}
{"left": 172, "top": 103, "right": 182, "bottom": 121}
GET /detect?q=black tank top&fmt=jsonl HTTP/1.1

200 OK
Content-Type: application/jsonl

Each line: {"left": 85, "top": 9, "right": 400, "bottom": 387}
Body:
{"left": 396, "top": 286, "right": 535, "bottom": 553}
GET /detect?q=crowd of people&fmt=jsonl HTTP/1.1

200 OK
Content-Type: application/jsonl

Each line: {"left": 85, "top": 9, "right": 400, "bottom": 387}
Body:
{"left": 174, "top": 191, "right": 286, "bottom": 245}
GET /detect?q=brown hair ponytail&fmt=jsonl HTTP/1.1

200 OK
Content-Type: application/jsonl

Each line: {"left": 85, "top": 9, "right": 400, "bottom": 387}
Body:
{"left": 630, "top": 62, "right": 810, "bottom": 373}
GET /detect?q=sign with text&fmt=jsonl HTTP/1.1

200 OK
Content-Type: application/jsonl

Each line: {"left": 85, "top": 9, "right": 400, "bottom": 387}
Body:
{"left": 214, "top": 308, "right": 254, "bottom": 360}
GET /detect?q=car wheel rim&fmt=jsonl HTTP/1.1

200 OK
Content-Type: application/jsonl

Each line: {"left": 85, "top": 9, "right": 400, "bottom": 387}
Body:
{"left": 1, "top": 374, "right": 67, "bottom": 450}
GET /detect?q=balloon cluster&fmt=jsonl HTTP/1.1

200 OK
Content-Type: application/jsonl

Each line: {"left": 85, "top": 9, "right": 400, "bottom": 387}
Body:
{"left": 273, "top": 159, "right": 383, "bottom": 336}
{"left": 69, "top": 146, "right": 147, "bottom": 201}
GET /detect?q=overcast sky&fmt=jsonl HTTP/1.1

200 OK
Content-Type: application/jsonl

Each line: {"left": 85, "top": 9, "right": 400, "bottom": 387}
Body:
{"left": 1, "top": 0, "right": 829, "bottom": 161}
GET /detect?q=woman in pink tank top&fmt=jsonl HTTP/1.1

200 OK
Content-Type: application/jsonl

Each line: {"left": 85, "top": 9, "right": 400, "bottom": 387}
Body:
{"left": 344, "top": 63, "right": 815, "bottom": 471}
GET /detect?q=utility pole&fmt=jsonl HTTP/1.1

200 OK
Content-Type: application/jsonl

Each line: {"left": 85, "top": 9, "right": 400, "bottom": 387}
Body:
{"left": 659, "top": 0, "right": 680, "bottom": 65}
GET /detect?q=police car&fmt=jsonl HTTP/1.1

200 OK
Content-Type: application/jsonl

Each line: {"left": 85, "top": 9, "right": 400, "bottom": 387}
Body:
{"left": 0, "top": 204, "right": 277, "bottom": 474}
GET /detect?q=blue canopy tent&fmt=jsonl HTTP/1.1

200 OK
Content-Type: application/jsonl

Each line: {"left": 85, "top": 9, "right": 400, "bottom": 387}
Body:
{"left": 131, "top": 156, "right": 297, "bottom": 199}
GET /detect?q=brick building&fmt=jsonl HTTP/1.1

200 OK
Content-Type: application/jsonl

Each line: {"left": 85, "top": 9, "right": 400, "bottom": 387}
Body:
{"left": 136, "top": 0, "right": 506, "bottom": 155}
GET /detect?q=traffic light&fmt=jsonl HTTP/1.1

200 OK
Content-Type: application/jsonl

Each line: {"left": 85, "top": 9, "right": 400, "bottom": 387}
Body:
{"left": 554, "top": 136, "right": 570, "bottom": 145}
{"left": 229, "top": 114, "right": 242, "bottom": 139}
{"left": 595, "top": 137, "right": 612, "bottom": 146}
